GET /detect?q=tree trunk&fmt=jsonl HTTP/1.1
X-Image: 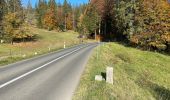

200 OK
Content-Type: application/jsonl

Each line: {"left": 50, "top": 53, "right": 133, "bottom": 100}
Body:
{"left": 95, "top": 30, "right": 97, "bottom": 40}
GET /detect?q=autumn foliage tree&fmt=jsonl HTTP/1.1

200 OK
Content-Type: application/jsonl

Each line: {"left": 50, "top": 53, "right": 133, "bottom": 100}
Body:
{"left": 79, "top": 0, "right": 170, "bottom": 53}
{"left": 129, "top": 0, "right": 170, "bottom": 52}
{"left": 2, "top": 0, "right": 36, "bottom": 44}
{"left": 43, "top": 0, "right": 57, "bottom": 30}
{"left": 35, "top": 0, "right": 81, "bottom": 31}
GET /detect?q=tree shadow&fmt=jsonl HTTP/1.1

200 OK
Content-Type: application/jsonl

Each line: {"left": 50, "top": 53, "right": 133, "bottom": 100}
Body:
{"left": 136, "top": 72, "right": 170, "bottom": 100}
{"left": 151, "top": 83, "right": 170, "bottom": 100}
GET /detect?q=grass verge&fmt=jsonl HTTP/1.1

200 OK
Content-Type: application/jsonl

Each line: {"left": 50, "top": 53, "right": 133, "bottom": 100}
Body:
{"left": 73, "top": 42, "right": 170, "bottom": 100}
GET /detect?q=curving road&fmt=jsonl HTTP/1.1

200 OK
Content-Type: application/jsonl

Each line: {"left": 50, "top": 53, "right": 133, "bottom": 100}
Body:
{"left": 0, "top": 43, "right": 98, "bottom": 100}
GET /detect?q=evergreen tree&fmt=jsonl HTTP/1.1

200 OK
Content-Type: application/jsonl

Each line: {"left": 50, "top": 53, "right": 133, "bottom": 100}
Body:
{"left": 36, "top": 0, "right": 48, "bottom": 28}
{"left": 113, "top": 0, "right": 136, "bottom": 39}
{"left": 63, "top": 0, "right": 72, "bottom": 30}
{"left": 57, "top": 3, "right": 65, "bottom": 31}
{"left": 25, "top": 0, "right": 35, "bottom": 25}
{"left": 63, "top": 0, "right": 70, "bottom": 15}
{"left": 0, "top": 0, "right": 5, "bottom": 37}
{"left": 82, "top": 5, "right": 100, "bottom": 34}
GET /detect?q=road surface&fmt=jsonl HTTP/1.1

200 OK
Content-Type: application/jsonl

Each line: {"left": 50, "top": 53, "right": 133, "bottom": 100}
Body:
{"left": 0, "top": 43, "right": 98, "bottom": 100}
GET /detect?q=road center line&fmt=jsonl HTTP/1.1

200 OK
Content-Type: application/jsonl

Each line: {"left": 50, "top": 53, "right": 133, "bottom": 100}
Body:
{"left": 0, "top": 45, "right": 88, "bottom": 89}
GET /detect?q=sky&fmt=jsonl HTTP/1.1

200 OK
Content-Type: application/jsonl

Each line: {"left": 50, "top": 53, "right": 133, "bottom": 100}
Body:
{"left": 22, "top": 0, "right": 89, "bottom": 7}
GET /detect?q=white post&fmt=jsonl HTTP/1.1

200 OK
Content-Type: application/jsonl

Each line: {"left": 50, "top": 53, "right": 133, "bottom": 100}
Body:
{"left": 48, "top": 45, "right": 51, "bottom": 51}
{"left": 0, "top": 40, "right": 4, "bottom": 43}
{"left": 35, "top": 52, "right": 37, "bottom": 55}
{"left": 64, "top": 42, "right": 66, "bottom": 49}
{"left": 106, "top": 67, "right": 113, "bottom": 84}
{"left": 22, "top": 54, "right": 26, "bottom": 58}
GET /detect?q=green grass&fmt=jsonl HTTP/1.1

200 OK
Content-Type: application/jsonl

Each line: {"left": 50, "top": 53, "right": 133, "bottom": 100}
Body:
{"left": 0, "top": 28, "right": 80, "bottom": 66}
{"left": 73, "top": 42, "right": 170, "bottom": 100}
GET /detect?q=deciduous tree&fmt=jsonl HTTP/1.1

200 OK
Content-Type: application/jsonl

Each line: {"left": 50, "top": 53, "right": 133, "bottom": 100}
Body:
{"left": 43, "top": 0, "right": 57, "bottom": 30}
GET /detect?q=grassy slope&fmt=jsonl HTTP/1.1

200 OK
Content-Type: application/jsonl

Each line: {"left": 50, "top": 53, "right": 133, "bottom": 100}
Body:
{"left": 0, "top": 28, "right": 79, "bottom": 66}
{"left": 73, "top": 43, "right": 170, "bottom": 100}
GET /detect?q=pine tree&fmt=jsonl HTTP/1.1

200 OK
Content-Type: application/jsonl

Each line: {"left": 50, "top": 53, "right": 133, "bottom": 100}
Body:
{"left": 36, "top": 0, "right": 48, "bottom": 28}
{"left": 0, "top": 0, "right": 5, "bottom": 37}
{"left": 82, "top": 5, "right": 100, "bottom": 34}
{"left": 63, "top": 0, "right": 72, "bottom": 30}
{"left": 63, "top": 0, "right": 70, "bottom": 15}
{"left": 57, "top": 3, "right": 65, "bottom": 31}
{"left": 25, "top": 0, "right": 35, "bottom": 25}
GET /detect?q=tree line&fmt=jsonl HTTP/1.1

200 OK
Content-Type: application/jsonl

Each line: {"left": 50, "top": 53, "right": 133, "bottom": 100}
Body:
{"left": 79, "top": 0, "right": 170, "bottom": 53}
{"left": 35, "top": 0, "right": 87, "bottom": 31}
{"left": 0, "top": 0, "right": 87, "bottom": 44}
{"left": 0, "top": 0, "right": 170, "bottom": 53}
{"left": 0, "top": 0, "right": 37, "bottom": 44}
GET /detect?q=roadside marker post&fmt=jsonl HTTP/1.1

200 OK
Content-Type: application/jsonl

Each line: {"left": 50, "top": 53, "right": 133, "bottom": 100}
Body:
{"left": 22, "top": 54, "right": 26, "bottom": 58}
{"left": 48, "top": 47, "right": 51, "bottom": 51}
{"left": 64, "top": 42, "right": 66, "bottom": 49}
{"left": 35, "top": 52, "right": 38, "bottom": 55}
{"left": 106, "top": 67, "right": 113, "bottom": 84}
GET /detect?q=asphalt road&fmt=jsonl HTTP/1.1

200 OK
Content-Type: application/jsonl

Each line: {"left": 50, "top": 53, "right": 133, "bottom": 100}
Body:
{"left": 0, "top": 43, "right": 98, "bottom": 100}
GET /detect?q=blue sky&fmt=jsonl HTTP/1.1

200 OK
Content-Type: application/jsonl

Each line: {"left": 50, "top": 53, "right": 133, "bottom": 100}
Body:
{"left": 22, "top": 0, "right": 89, "bottom": 7}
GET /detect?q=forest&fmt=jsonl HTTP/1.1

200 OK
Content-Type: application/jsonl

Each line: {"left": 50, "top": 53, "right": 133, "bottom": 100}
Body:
{"left": 84, "top": 0, "right": 170, "bottom": 53}
{"left": 0, "top": 0, "right": 170, "bottom": 53}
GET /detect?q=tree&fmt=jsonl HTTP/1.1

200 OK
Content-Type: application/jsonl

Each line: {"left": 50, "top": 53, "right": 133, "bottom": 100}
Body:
{"left": 25, "top": 0, "right": 35, "bottom": 26}
{"left": 0, "top": 0, "right": 6, "bottom": 38}
{"left": 3, "top": 12, "right": 23, "bottom": 43}
{"left": 81, "top": 5, "right": 100, "bottom": 35}
{"left": 130, "top": 0, "right": 170, "bottom": 51}
{"left": 63, "top": 0, "right": 72, "bottom": 30}
{"left": 8, "top": 0, "right": 22, "bottom": 13}
{"left": 63, "top": 0, "right": 71, "bottom": 15}
{"left": 36, "top": 0, "right": 48, "bottom": 28}
{"left": 91, "top": 0, "right": 105, "bottom": 17}
{"left": 57, "top": 3, "right": 65, "bottom": 31}
{"left": 111, "top": 0, "right": 139, "bottom": 41}
{"left": 2, "top": 0, "right": 36, "bottom": 44}
{"left": 2, "top": 0, "right": 24, "bottom": 43}
{"left": 43, "top": 0, "right": 57, "bottom": 30}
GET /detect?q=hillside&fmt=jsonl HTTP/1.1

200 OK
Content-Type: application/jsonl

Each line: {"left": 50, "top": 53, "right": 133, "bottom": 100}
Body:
{"left": 0, "top": 28, "right": 80, "bottom": 66}
{"left": 74, "top": 42, "right": 170, "bottom": 100}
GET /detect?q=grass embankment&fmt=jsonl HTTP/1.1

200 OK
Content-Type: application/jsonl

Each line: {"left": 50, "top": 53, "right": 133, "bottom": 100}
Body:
{"left": 0, "top": 28, "right": 80, "bottom": 66}
{"left": 74, "top": 43, "right": 170, "bottom": 100}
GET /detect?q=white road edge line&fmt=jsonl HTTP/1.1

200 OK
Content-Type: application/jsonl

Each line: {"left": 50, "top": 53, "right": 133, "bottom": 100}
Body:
{"left": 0, "top": 45, "right": 87, "bottom": 89}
